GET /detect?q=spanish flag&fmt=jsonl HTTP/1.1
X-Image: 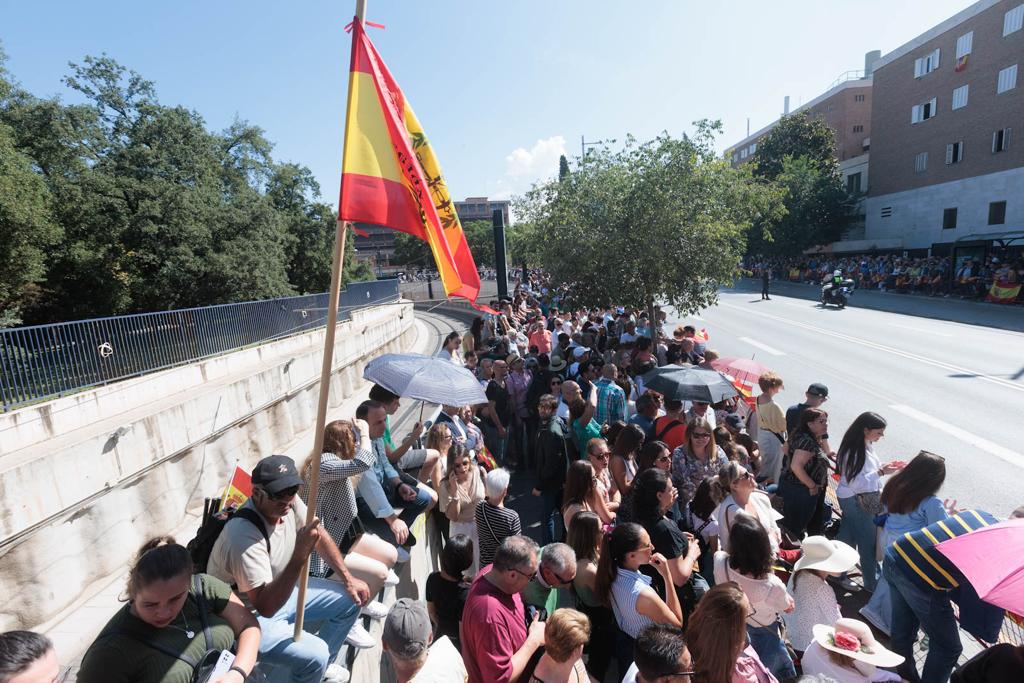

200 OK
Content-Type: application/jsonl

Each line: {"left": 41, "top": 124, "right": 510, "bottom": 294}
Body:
{"left": 339, "top": 20, "right": 483, "bottom": 306}
{"left": 986, "top": 278, "right": 1022, "bottom": 304}
{"left": 221, "top": 465, "right": 252, "bottom": 510}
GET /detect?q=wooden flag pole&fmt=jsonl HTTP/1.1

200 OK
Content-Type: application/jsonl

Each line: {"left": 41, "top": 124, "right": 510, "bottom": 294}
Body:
{"left": 294, "top": 0, "right": 367, "bottom": 641}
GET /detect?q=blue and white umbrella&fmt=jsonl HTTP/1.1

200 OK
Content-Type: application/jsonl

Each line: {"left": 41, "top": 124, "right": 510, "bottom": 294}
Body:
{"left": 363, "top": 353, "right": 488, "bottom": 406}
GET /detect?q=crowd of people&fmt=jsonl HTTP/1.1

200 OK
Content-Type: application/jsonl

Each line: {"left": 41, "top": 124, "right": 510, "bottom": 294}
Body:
{"left": 749, "top": 252, "right": 1024, "bottom": 302}
{"left": 2, "top": 271, "right": 1022, "bottom": 683}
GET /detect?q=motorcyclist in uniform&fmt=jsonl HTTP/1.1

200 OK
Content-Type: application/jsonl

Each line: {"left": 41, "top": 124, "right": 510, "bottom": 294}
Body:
{"left": 822, "top": 269, "right": 845, "bottom": 301}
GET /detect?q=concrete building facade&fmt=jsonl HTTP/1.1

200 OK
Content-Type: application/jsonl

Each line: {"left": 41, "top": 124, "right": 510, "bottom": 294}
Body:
{"left": 864, "top": 0, "right": 1024, "bottom": 257}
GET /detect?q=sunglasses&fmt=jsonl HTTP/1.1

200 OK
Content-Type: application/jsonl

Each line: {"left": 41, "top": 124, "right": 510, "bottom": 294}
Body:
{"left": 590, "top": 452, "right": 610, "bottom": 460}
{"left": 551, "top": 380, "right": 563, "bottom": 386}
{"left": 267, "top": 485, "right": 300, "bottom": 500}
{"left": 691, "top": 432, "right": 711, "bottom": 439}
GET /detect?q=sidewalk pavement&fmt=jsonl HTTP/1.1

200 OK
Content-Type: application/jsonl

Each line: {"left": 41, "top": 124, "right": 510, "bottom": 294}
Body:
{"left": 737, "top": 277, "right": 1024, "bottom": 332}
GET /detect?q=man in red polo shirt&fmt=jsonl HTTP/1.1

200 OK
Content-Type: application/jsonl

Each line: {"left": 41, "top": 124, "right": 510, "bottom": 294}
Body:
{"left": 460, "top": 535, "right": 546, "bottom": 683}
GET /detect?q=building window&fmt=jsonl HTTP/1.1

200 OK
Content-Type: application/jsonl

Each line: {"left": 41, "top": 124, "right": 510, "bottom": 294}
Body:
{"left": 915, "top": 152, "right": 929, "bottom": 173}
{"left": 749, "top": 143, "right": 757, "bottom": 154}
{"left": 846, "top": 172, "right": 862, "bottom": 193}
{"left": 993, "top": 128, "right": 1011, "bottom": 152}
{"left": 989, "top": 201, "right": 1007, "bottom": 225}
{"left": 1005, "top": 4, "right": 1024, "bottom": 36}
{"left": 854, "top": 94, "right": 866, "bottom": 102}
{"left": 956, "top": 31, "right": 974, "bottom": 59}
{"left": 853, "top": 124, "right": 864, "bottom": 133}
{"left": 952, "top": 84, "right": 970, "bottom": 110}
{"left": 914, "top": 48, "right": 941, "bottom": 78}
{"left": 881, "top": 206, "right": 893, "bottom": 218}
{"left": 998, "top": 64, "right": 1018, "bottom": 93}
{"left": 732, "top": 153, "right": 738, "bottom": 163}
{"left": 911, "top": 98, "right": 937, "bottom": 123}
{"left": 740, "top": 148, "right": 748, "bottom": 159}
{"left": 943, "top": 208, "right": 958, "bottom": 230}
{"left": 946, "top": 141, "right": 964, "bottom": 164}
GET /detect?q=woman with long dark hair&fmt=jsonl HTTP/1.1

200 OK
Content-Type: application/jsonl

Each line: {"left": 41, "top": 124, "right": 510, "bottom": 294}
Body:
{"left": 437, "top": 331, "right": 463, "bottom": 364}
{"left": 713, "top": 515, "right": 796, "bottom": 681}
{"left": 835, "top": 412, "right": 905, "bottom": 592}
{"left": 861, "top": 450, "right": 952, "bottom": 634}
{"left": 464, "top": 316, "right": 484, "bottom": 353}
{"left": 562, "top": 460, "right": 616, "bottom": 529}
{"left": 566, "top": 511, "right": 615, "bottom": 681}
{"left": 632, "top": 468, "right": 703, "bottom": 622}
{"left": 595, "top": 523, "right": 683, "bottom": 678}
{"left": 610, "top": 423, "right": 646, "bottom": 496}
{"left": 777, "top": 407, "right": 831, "bottom": 538}
{"left": 687, "top": 582, "right": 777, "bottom": 683}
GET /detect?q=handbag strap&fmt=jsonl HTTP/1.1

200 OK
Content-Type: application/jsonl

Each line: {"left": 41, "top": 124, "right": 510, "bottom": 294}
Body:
{"left": 481, "top": 505, "right": 502, "bottom": 547}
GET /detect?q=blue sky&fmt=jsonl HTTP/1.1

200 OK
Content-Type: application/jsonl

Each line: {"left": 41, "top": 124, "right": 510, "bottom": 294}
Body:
{"left": 3, "top": 0, "right": 975, "bottom": 208}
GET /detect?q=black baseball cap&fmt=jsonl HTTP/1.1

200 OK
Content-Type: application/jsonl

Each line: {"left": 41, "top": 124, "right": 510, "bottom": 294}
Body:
{"left": 807, "top": 383, "right": 829, "bottom": 397}
{"left": 252, "top": 455, "right": 303, "bottom": 494}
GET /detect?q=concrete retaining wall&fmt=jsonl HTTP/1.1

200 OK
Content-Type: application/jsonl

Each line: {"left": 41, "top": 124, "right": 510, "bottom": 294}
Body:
{"left": 0, "top": 301, "right": 414, "bottom": 631}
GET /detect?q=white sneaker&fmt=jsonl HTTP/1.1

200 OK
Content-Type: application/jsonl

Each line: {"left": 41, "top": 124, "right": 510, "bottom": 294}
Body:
{"left": 384, "top": 569, "right": 400, "bottom": 586}
{"left": 395, "top": 546, "right": 411, "bottom": 563}
{"left": 323, "top": 663, "right": 351, "bottom": 683}
{"left": 361, "top": 599, "right": 389, "bottom": 620}
{"left": 345, "top": 622, "right": 376, "bottom": 649}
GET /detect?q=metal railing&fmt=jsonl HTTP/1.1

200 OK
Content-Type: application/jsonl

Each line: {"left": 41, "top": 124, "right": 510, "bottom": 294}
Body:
{"left": 0, "top": 279, "right": 400, "bottom": 412}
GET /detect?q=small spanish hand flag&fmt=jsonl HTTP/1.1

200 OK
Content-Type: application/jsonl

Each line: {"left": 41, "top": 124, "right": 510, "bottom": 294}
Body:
{"left": 339, "top": 19, "right": 486, "bottom": 309}
{"left": 221, "top": 465, "right": 252, "bottom": 510}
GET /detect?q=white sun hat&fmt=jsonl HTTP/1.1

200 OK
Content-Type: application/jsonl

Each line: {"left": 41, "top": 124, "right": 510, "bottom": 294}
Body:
{"left": 792, "top": 536, "right": 859, "bottom": 574}
{"left": 812, "top": 618, "right": 905, "bottom": 668}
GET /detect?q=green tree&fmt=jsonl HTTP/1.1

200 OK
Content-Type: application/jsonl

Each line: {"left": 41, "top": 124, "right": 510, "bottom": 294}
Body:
{"left": 516, "top": 123, "right": 784, "bottom": 318}
{"left": 748, "top": 112, "right": 852, "bottom": 255}
{"left": 751, "top": 112, "right": 838, "bottom": 180}
{"left": 392, "top": 231, "right": 430, "bottom": 269}
{"left": 558, "top": 154, "right": 570, "bottom": 181}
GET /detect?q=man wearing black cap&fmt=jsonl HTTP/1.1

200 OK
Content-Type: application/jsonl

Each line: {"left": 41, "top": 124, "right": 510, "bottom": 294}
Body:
{"left": 208, "top": 454, "right": 372, "bottom": 683}
{"left": 786, "top": 383, "right": 829, "bottom": 435}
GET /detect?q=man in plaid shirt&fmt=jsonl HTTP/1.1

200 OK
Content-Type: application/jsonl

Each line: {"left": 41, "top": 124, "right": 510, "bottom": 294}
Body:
{"left": 594, "top": 364, "right": 626, "bottom": 426}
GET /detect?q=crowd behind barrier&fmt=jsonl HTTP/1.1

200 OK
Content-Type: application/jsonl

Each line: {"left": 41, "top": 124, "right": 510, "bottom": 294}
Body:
{"left": 3, "top": 270, "right": 1022, "bottom": 683}
{"left": 749, "top": 253, "right": 1024, "bottom": 304}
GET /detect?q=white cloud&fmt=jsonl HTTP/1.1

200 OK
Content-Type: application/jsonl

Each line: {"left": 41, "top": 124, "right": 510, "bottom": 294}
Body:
{"left": 489, "top": 135, "right": 567, "bottom": 200}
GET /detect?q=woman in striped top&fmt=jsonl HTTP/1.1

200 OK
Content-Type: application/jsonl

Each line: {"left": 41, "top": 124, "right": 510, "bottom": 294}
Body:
{"left": 475, "top": 467, "right": 522, "bottom": 568}
{"left": 595, "top": 523, "right": 682, "bottom": 678}
{"left": 300, "top": 418, "right": 399, "bottom": 615}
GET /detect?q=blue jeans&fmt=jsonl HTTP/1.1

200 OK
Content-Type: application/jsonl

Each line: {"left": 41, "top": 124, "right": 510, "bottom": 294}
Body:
{"left": 481, "top": 421, "right": 509, "bottom": 465}
{"left": 257, "top": 579, "right": 361, "bottom": 683}
{"left": 538, "top": 488, "right": 563, "bottom": 545}
{"left": 883, "top": 558, "right": 962, "bottom": 683}
{"left": 747, "top": 620, "right": 796, "bottom": 681}
{"left": 861, "top": 527, "right": 896, "bottom": 634}
{"left": 778, "top": 477, "right": 822, "bottom": 538}
{"left": 838, "top": 495, "right": 879, "bottom": 591}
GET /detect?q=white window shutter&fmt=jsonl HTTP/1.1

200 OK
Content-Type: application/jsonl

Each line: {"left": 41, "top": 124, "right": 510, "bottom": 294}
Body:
{"left": 914, "top": 58, "right": 923, "bottom": 78}
{"left": 930, "top": 98, "right": 937, "bottom": 117}
{"left": 933, "top": 48, "right": 940, "bottom": 70}
{"left": 946, "top": 144, "right": 954, "bottom": 164}
{"left": 993, "top": 131, "right": 999, "bottom": 153}
{"left": 911, "top": 105, "right": 919, "bottom": 124}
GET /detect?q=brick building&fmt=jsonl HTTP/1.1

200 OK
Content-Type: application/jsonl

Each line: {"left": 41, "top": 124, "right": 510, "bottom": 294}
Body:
{"left": 863, "top": 0, "right": 1024, "bottom": 262}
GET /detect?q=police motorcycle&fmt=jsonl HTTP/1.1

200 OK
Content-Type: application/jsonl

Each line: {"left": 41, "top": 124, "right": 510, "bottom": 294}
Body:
{"left": 820, "top": 270, "right": 855, "bottom": 308}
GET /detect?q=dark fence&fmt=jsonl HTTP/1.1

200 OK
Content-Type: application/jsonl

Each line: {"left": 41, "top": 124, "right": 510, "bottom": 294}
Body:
{"left": 0, "top": 279, "right": 400, "bottom": 412}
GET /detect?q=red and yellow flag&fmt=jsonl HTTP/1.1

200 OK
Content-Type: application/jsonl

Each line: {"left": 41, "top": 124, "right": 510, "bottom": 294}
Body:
{"left": 221, "top": 465, "right": 252, "bottom": 510}
{"left": 986, "top": 278, "right": 1022, "bottom": 304}
{"left": 339, "top": 20, "right": 483, "bottom": 306}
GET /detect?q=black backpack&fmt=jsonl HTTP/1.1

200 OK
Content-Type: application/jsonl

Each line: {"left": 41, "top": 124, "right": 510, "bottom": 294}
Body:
{"left": 187, "top": 505, "right": 270, "bottom": 574}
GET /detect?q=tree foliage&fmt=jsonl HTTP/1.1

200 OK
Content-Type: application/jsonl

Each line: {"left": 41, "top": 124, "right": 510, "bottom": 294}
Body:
{"left": 0, "top": 50, "right": 372, "bottom": 325}
{"left": 749, "top": 112, "right": 853, "bottom": 255}
{"left": 515, "top": 123, "right": 784, "bottom": 315}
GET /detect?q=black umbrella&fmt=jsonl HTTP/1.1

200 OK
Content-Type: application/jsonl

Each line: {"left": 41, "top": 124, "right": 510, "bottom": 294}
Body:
{"left": 640, "top": 365, "right": 739, "bottom": 404}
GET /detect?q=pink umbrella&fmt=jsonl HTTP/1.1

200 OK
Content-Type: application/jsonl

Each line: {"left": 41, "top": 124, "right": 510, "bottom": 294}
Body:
{"left": 711, "top": 357, "right": 773, "bottom": 386}
{"left": 936, "top": 518, "right": 1024, "bottom": 615}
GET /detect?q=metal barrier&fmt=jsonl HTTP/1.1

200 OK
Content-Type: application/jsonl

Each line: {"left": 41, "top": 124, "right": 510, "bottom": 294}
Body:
{"left": 0, "top": 279, "right": 400, "bottom": 411}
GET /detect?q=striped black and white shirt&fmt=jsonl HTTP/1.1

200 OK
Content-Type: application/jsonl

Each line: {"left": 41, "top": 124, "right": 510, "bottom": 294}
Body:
{"left": 475, "top": 501, "right": 522, "bottom": 568}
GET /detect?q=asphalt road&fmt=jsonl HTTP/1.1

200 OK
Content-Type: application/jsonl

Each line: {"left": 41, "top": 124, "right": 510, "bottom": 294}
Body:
{"left": 665, "top": 283, "right": 1024, "bottom": 518}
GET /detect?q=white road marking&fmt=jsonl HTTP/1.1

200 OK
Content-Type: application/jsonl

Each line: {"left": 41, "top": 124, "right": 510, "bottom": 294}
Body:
{"left": 890, "top": 323, "right": 954, "bottom": 337}
{"left": 738, "top": 337, "right": 786, "bottom": 356}
{"left": 888, "top": 404, "right": 1024, "bottom": 468}
{"left": 720, "top": 302, "right": 1024, "bottom": 394}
